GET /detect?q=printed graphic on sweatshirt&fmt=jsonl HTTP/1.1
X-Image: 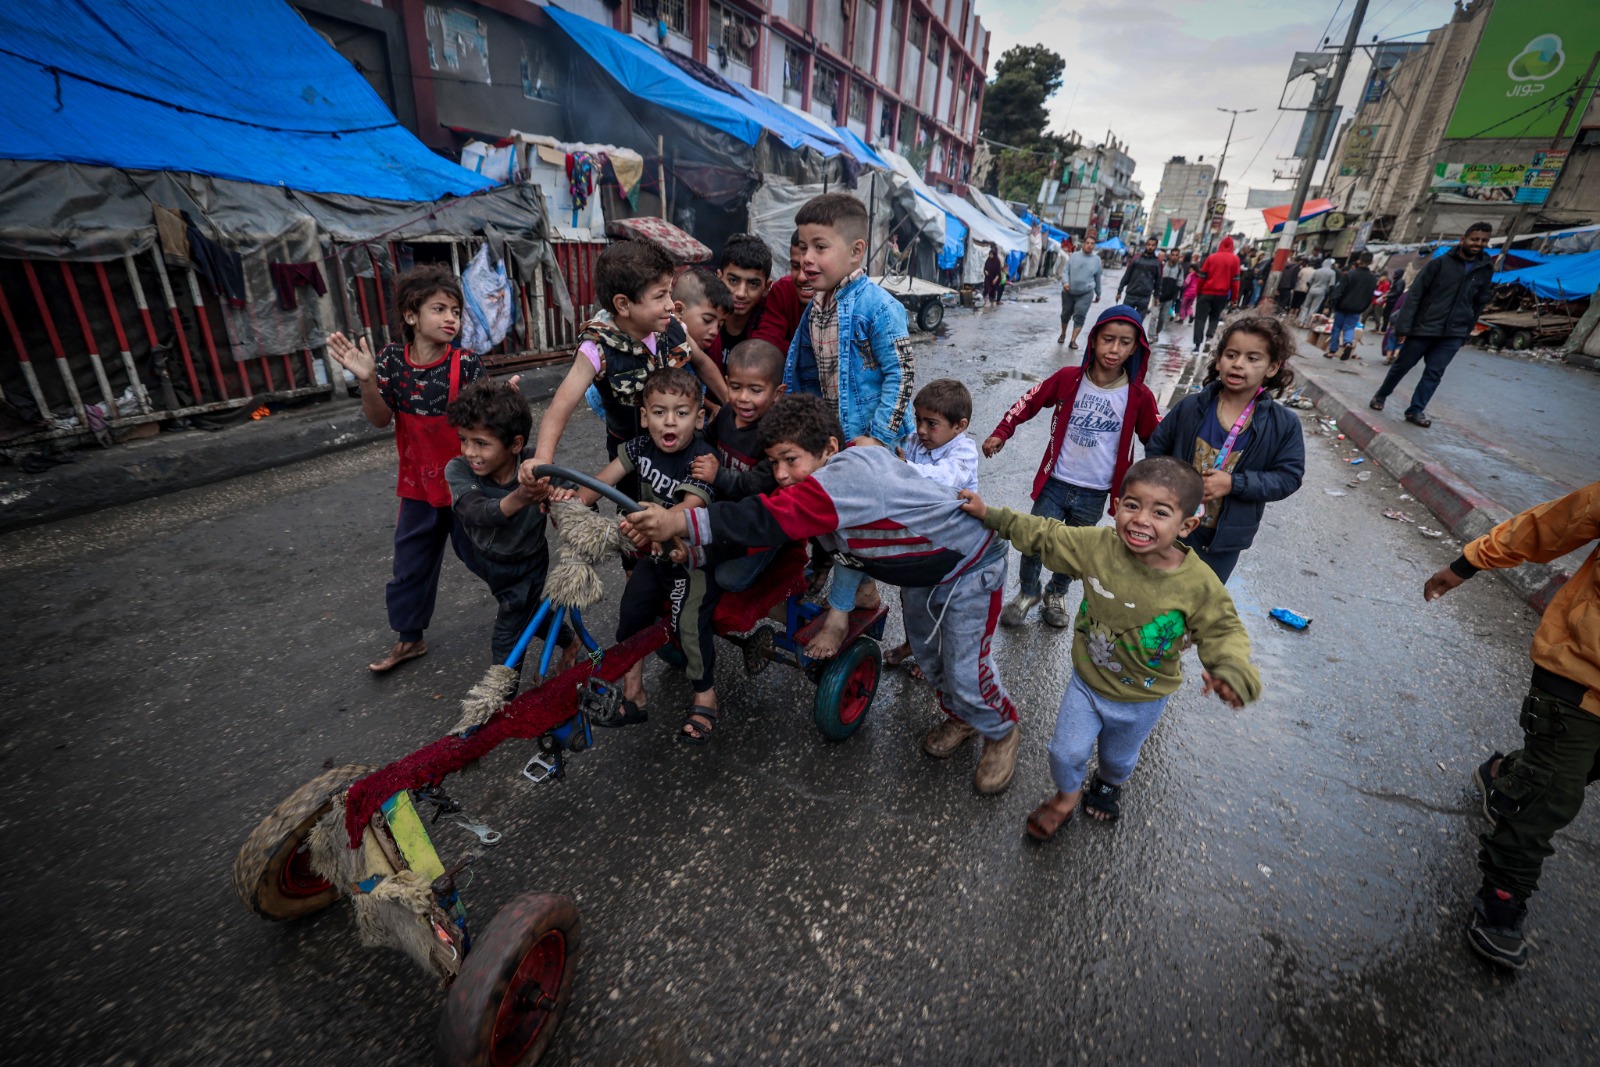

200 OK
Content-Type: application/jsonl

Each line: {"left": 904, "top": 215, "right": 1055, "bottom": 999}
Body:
{"left": 1077, "top": 598, "right": 1190, "bottom": 688}
{"left": 1067, "top": 390, "right": 1125, "bottom": 448}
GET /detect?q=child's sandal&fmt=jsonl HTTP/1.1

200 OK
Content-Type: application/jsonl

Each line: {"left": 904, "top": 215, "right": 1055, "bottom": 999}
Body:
{"left": 1025, "top": 798, "right": 1078, "bottom": 841}
{"left": 1083, "top": 776, "right": 1122, "bottom": 821}
{"left": 594, "top": 698, "right": 648, "bottom": 728}
{"left": 679, "top": 704, "right": 720, "bottom": 746}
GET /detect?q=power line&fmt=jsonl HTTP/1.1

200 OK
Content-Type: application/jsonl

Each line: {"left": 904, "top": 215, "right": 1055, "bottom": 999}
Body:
{"left": 1371, "top": 0, "right": 1431, "bottom": 40}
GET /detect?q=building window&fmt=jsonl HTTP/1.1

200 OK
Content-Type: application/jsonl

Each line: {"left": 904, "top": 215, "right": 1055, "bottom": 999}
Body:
{"left": 849, "top": 79, "right": 869, "bottom": 122}
{"left": 784, "top": 42, "right": 805, "bottom": 92}
{"left": 880, "top": 99, "right": 896, "bottom": 141}
{"left": 813, "top": 62, "right": 840, "bottom": 111}
{"left": 634, "top": 0, "right": 687, "bottom": 35}
{"left": 910, "top": 11, "right": 927, "bottom": 47}
{"left": 899, "top": 104, "right": 918, "bottom": 146}
{"left": 947, "top": 50, "right": 957, "bottom": 80}
{"left": 710, "top": 3, "right": 756, "bottom": 66}
{"left": 853, "top": 0, "right": 877, "bottom": 71}
{"left": 927, "top": 35, "right": 941, "bottom": 69}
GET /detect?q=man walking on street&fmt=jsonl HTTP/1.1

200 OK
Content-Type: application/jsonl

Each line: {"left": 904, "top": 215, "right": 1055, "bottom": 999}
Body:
{"left": 1117, "top": 237, "right": 1163, "bottom": 336}
{"left": 1325, "top": 251, "right": 1377, "bottom": 360}
{"left": 1058, "top": 235, "right": 1103, "bottom": 349}
{"left": 1369, "top": 222, "right": 1495, "bottom": 427}
{"left": 1191, "top": 236, "right": 1241, "bottom": 352}
{"left": 1155, "top": 251, "right": 1184, "bottom": 341}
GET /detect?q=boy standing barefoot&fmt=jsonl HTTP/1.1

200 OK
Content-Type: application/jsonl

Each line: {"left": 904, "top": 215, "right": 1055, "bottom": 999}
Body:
{"left": 960, "top": 457, "right": 1261, "bottom": 839}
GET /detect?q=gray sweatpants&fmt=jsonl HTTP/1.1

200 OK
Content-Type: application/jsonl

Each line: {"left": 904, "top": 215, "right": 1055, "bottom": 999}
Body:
{"left": 1047, "top": 670, "right": 1171, "bottom": 793}
{"left": 900, "top": 543, "right": 1017, "bottom": 740}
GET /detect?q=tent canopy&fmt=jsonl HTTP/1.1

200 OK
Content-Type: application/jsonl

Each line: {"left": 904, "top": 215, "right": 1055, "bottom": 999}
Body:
{"left": 1262, "top": 198, "right": 1335, "bottom": 234}
{"left": 1493, "top": 249, "right": 1600, "bottom": 300}
{"left": 548, "top": 8, "right": 844, "bottom": 157}
{"left": 931, "top": 189, "right": 1028, "bottom": 255}
{"left": 833, "top": 127, "right": 890, "bottom": 170}
{"left": 1019, "top": 209, "right": 1070, "bottom": 244}
{"left": 0, "top": 0, "right": 491, "bottom": 202}
{"left": 1099, "top": 236, "right": 1127, "bottom": 253}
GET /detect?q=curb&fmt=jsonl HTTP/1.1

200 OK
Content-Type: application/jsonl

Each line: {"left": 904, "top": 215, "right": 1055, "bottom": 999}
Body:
{"left": 1, "top": 362, "right": 570, "bottom": 535}
{"left": 1295, "top": 366, "right": 1571, "bottom": 614}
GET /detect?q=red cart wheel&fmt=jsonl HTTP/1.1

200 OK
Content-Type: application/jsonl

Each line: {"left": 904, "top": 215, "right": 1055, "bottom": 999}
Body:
{"left": 812, "top": 637, "right": 882, "bottom": 741}
{"left": 232, "top": 763, "right": 376, "bottom": 921}
{"left": 435, "top": 892, "right": 581, "bottom": 1067}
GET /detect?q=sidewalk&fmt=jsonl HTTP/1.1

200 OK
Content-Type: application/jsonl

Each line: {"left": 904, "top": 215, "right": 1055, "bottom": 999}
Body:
{"left": 1292, "top": 330, "right": 1595, "bottom": 611}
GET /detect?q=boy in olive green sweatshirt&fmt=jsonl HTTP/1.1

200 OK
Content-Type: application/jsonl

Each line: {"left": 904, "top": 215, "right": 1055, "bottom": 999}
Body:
{"left": 959, "top": 456, "right": 1262, "bottom": 841}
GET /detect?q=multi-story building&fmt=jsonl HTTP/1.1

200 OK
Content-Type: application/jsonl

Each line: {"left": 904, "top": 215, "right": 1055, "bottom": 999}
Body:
{"left": 1147, "top": 157, "right": 1216, "bottom": 248}
{"left": 1049, "top": 132, "right": 1139, "bottom": 237}
{"left": 1321, "top": 0, "right": 1600, "bottom": 245}
{"left": 293, "top": 0, "right": 990, "bottom": 192}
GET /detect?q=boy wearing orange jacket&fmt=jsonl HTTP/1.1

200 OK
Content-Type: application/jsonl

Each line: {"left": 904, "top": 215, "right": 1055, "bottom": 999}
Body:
{"left": 1424, "top": 481, "right": 1600, "bottom": 970}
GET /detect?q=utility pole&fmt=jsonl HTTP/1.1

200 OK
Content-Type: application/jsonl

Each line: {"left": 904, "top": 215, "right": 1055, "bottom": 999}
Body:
{"left": 1263, "top": 0, "right": 1369, "bottom": 312}
{"left": 1206, "top": 107, "right": 1255, "bottom": 253}
{"left": 1495, "top": 51, "right": 1600, "bottom": 270}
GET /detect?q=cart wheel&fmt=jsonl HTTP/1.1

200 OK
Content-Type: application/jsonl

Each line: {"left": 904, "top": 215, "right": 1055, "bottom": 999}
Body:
{"left": 812, "top": 637, "right": 881, "bottom": 742}
{"left": 1510, "top": 329, "right": 1533, "bottom": 350}
{"left": 917, "top": 299, "right": 944, "bottom": 332}
{"left": 435, "top": 892, "right": 581, "bottom": 1067}
{"left": 232, "top": 763, "right": 377, "bottom": 921}
{"left": 1485, "top": 327, "right": 1506, "bottom": 349}
{"left": 742, "top": 625, "right": 775, "bottom": 676}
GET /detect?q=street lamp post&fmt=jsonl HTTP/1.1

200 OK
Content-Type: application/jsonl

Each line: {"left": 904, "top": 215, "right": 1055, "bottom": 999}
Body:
{"left": 1206, "top": 107, "right": 1255, "bottom": 254}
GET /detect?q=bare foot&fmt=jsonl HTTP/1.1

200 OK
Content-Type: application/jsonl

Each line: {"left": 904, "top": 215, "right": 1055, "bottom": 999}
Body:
{"left": 883, "top": 641, "right": 914, "bottom": 667}
{"left": 1085, "top": 803, "right": 1115, "bottom": 821}
{"left": 805, "top": 608, "right": 850, "bottom": 659}
{"left": 369, "top": 639, "right": 426, "bottom": 673}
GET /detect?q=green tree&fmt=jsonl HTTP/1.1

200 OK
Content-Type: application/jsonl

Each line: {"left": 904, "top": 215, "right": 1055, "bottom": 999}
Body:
{"left": 980, "top": 45, "right": 1065, "bottom": 149}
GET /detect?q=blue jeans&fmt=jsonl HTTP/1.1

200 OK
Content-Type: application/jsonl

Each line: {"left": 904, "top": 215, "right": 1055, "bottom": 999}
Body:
{"left": 1018, "top": 478, "right": 1108, "bottom": 597}
{"left": 1375, "top": 335, "right": 1466, "bottom": 417}
{"left": 1047, "top": 670, "right": 1171, "bottom": 793}
{"left": 714, "top": 546, "right": 777, "bottom": 593}
{"left": 1329, "top": 310, "right": 1362, "bottom": 351}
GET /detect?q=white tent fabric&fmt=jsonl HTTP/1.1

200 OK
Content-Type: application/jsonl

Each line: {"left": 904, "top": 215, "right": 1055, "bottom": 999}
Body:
{"left": 877, "top": 147, "right": 950, "bottom": 254}
{"left": 749, "top": 173, "right": 891, "bottom": 271}
{"left": 932, "top": 187, "right": 1028, "bottom": 281}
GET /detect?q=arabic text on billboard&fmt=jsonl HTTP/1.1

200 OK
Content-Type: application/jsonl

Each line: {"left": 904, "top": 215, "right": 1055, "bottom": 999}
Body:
{"left": 1430, "top": 151, "right": 1567, "bottom": 204}
{"left": 1338, "top": 125, "right": 1379, "bottom": 177}
{"left": 1294, "top": 106, "right": 1341, "bottom": 160}
{"left": 1444, "top": 1, "right": 1600, "bottom": 140}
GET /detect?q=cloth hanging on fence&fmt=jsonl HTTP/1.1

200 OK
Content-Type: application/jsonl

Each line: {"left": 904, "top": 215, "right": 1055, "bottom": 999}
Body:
{"left": 458, "top": 244, "right": 514, "bottom": 354}
{"left": 153, "top": 204, "right": 190, "bottom": 266}
{"left": 604, "top": 152, "right": 644, "bottom": 202}
{"left": 566, "top": 151, "right": 597, "bottom": 211}
{"left": 269, "top": 261, "right": 328, "bottom": 311}
{"left": 182, "top": 211, "right": 247, "bottom": 307}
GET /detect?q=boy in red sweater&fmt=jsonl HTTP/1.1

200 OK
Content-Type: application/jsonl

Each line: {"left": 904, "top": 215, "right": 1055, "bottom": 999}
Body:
{"left": 982, "top": 303, "right": 1161, "bottom": 628}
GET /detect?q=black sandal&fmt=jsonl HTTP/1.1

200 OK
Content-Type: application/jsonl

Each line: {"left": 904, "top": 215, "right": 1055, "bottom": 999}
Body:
{"left": 1083, "top": 776, "right": 1122, "bottom": 821}
{"left": 679, "top": 704, "right": 720, "bottom": 746}
{"left": 594, "top": 697, "right": 648, "bottom": 728}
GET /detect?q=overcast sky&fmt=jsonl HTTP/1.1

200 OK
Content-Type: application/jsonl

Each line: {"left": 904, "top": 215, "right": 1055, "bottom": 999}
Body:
{"left": 980, "top": 0, "right": 1463, "bottom": 235}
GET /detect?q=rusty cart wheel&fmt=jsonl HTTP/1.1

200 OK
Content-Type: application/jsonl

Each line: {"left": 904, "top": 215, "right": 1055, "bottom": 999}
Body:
{"left": 435, "top": 892, "right": 581, "bottom": 1067}
{"left": 812, "top": 636, "right": 881, "bottom": 742}
{"left": 232, "top": 763, "right": 376, "bottom": 921}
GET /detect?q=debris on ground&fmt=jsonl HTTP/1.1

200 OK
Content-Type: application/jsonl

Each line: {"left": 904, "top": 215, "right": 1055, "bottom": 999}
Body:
{"left": 1269, "top": 608, "right": 1312, "bottom": 630}
{"left": 1384, "top": 509, "right": 1416, "bottom": 523}
{"left": 1417, "top": 526, "right": 1445, "bottom": 538}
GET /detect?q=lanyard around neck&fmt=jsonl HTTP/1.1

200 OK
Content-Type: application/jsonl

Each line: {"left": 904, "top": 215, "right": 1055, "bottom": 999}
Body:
{"left": 1212, "top": 387, "right": 1263, "bottom": 470}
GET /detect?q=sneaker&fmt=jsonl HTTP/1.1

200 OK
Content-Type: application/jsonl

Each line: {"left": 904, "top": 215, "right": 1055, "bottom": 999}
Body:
{"left": 1041, "top": 591, "right": 1071, "bottom": 628}
{"left": 973, "top": 724, "right": 1021, "bottom": 794}
{"left": 1001, "top": 593, "right": 1040, "bottom": 627}
{"left": 922, "top": 718, "right": 978, "bottom": 758}
{"left": 1467, "top": 886, "right": 1529, "bottom": 970}
{"left": 1472, "top": 753, "right": 1507, "bottom": 826}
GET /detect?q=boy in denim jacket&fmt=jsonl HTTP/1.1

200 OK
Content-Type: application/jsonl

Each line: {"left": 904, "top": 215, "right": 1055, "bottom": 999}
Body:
{"left": 785, "top": 192, "right": 916, "bottom": 657}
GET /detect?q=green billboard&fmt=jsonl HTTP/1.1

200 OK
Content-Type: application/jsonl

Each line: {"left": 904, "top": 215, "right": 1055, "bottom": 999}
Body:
{"left": 1444, "top": 0, "right": 1600, "bottom": 141}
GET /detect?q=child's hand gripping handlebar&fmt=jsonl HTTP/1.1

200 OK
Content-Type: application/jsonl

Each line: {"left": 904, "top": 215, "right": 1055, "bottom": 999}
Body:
{"left": 530, "top": 464, "right": 644, "bottom": 514}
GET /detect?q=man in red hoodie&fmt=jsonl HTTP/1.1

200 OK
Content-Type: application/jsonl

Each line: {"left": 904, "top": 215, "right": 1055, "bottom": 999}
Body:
{"left": 981, "top": 303, "right": 1161, "bottom": 627}
{"left": 1192, "top": 236, "right": 1242, "bottom": 352}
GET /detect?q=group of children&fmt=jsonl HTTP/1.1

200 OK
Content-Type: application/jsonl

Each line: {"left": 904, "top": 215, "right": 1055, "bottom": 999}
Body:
{"left": 328, "top": 193, "right": 1310, "bottom": 842}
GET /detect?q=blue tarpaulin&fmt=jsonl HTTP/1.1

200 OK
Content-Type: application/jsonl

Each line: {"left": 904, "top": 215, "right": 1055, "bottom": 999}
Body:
{"left": 1492, "top": 249, "right": 1600, "bottom": 300}
{"left": 0, "top": 0, "right": 493, "bottom": 202}
{"left": 1100, "top": 236, "right": 1127, "bottom": 253}
{"left": 920, "top": 192, "right": 966, "bottom": 269}
{"left": 833, "top": 127, "right": 889, "bottom": 170}
{"left": 1020, "top": 209, "right": 1070, "bottom": 245}
{"left": 548, "top": 7, "right": 845, "bottom": 157}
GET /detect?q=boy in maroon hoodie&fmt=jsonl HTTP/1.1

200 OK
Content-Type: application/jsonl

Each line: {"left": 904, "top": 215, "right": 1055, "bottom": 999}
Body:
{"left": 1192, "top": 236, "right": 1242, "bottom": 352}
{"left": 982, "top": 304, "right": 1161, "bottom": 628}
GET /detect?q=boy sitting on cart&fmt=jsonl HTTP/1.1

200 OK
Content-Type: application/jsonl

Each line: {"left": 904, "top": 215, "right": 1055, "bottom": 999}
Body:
{"left": 623, "top": 393, "right": 1024, "bottom": 795}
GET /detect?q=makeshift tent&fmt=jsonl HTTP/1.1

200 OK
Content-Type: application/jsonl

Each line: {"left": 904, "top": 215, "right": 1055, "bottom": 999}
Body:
{"left": 834, "top": 128, "right": 891, "bottom": 171}
{"left": 748, "top": 174, "right": 892, "bottom": 274}
{"left": 930, "top": 189, "right": 1027, "bottom": 284}
{"left": 1493, "top": 249, "right": 1600, "bottom": 301}
{"left": 0, "top": 0, "right": 490, "bottom": 203}
{"left": 1020, "top": 209, "right": 1071, "bottom": 245}
{"left": 1099, "top": 236, "right": 1127, "bottom": 253}
{"left": 878, "top": 148, "right": 954, "bottom": 280}
{"left": 1261, "top": 199, "right": 1335, "bottom": 234}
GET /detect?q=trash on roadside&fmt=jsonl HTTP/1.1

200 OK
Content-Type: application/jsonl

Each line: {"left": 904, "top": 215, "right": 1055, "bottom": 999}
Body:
{"left": 1418, "top": 526, "right": 1445, "bottom": 538}
{"left": 1337, "top": 433, "right": 1346, "bottom": 440}
{"left": 1384, "top": 509, "right": 1416, "bottom": 523}
{"left": 1348, "top": 457, "right": 1365, "bottom": 465}
{"left": 1324, "top": 488, "right": 1347, "bottom": 496}
{"left": 1269, "top": 608, "right": 1312, "bottom": 630}
{"left": 1356, "top": 472, "right": 1371, "bottom": 482}
{"left": 1398, "top": 493, "right": 1413, "bottom": 501}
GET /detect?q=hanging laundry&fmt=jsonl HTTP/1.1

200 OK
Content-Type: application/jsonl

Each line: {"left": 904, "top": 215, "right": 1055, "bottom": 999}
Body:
{"left": 182, "top": 211, "right": 246, "bottom": 307}
{"left": 566, "top": 151, "right": 597, "bottom": 211}
{"left": 153, "top": 204, "right": 190, "bottom": 266}
{"left": 268, "top": 261, "right": 328, "bottom": 311}
{"left": 458, "top": 244, "right": 514, "bottom": 354}
{"left": 602, "top": 152, "right": 644, "bottom": 208}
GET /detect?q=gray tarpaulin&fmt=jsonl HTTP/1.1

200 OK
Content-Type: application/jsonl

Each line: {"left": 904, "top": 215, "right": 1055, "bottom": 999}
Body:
{"left": 748, "top": 173, "right": 891, "bottom": 275}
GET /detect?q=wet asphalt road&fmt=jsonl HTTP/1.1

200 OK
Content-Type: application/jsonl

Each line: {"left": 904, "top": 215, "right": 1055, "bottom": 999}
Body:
{"left": 3, "top": 280, "right": 1596, "bottom": 1066}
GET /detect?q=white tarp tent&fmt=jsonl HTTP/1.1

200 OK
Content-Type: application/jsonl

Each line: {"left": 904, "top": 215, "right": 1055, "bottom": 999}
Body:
{"left": 932, "top": 188, "right": 1028, "bottom": 284}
